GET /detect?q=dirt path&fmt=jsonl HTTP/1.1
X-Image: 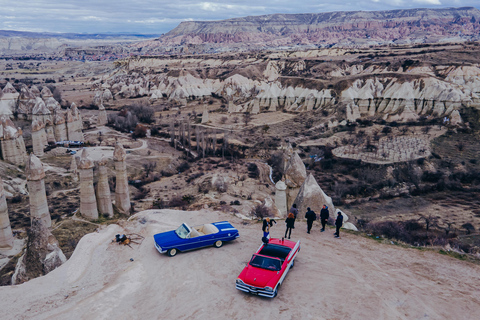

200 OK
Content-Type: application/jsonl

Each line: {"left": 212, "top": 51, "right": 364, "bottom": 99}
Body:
{"left": 1, "top": 209, "right": 479, "bottom": 319}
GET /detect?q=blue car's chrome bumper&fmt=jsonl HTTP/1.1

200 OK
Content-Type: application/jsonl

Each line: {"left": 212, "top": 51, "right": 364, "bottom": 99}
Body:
{"left": 154, "top": 241, "right": 166, "bottom": 254}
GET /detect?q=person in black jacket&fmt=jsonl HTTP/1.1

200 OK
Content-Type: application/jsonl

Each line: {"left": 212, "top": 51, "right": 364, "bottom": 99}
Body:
{"left": 284, "top": 212, "right": 295, "bottom": 239}
{"left": 320, "top": 205, "right": 329, "bottom": 232}
{"left": 305, "top": 207, "right": 316, "bottom": 234}
{"left": 334, "top": 211, "right": 343, "bottom": 238}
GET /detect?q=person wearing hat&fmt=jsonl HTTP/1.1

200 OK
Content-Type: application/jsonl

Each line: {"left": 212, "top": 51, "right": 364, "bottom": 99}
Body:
{"left": 320, "top": 204, "right": 329, "bottom": 232}
{"left": 305, "top": 207, "right": 316, "bottom": 234}
{"left": 334, "top": 211, "right": 343, "bottom": 238}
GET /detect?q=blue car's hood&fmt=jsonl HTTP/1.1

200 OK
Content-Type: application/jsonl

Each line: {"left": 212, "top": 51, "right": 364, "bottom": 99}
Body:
{"left": 153, "top": 230, "right": 180, "bottom": 248}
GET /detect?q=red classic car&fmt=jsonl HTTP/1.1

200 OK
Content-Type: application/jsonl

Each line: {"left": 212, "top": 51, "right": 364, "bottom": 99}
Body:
{"left": 235, "top": 238, "right": 300, "bottom": 298}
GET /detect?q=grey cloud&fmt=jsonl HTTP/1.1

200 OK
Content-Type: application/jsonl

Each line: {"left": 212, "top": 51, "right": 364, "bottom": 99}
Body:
{"left": 0, "top": 0, "right": 478, "bottom": 33}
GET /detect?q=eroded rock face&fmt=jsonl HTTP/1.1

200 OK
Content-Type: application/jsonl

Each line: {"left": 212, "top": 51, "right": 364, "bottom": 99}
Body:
{"left": 12, "top": 218, "right": 66, "bottom": 285}
{"left": 293, "top": 173, "right": 334, "bottom": 217}
{"left": 274, "top": 180, "right": 287, "bottom": 217}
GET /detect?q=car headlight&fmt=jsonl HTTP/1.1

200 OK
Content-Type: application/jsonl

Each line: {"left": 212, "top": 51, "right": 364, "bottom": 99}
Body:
{"left": 264, "top": 286, "right": 273, "bottom": 292}
{"left": 236, "top": 279, "right": 244, "bottom": 284}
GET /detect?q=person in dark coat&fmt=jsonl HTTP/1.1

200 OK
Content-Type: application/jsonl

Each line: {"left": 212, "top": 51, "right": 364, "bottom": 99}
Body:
{"left": 334, "top": 211, "right": 343, "bottom": 238}
{"left": 289, "top": 204, "right": 299, "bottom": 220}
{"left": 320, "top": 205, "right": 329, "bottom": 232}
{"left": 305, "top": 207, "right": 316, "bottom": 234}
{"left": 284, "top": 212, "right": 295, "bottom": 239}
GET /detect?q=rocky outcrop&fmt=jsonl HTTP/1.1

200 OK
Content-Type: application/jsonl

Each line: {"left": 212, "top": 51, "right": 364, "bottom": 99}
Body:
{"left": 96, "top": 157, "right": 113, "bottom": 218}
{"left": 113, "top": 143, "right": 131, "bottom": 214}
{"left": 68, "top": 104, "right": 84, "bottom": 141}
{"left": 12, "top": 218, "right": 66, "bottom": 285}
{"left": 0, "top": 177, "right": 14, "bottom": 250}
{"left": 78, "top": 149, "right": 98, "bottom": 220}
{"left": 284, "top": 151, "right": 307, "bottom": 210}
{"left": 293, "top": 173, "right": 335, "bottom": 217}
{"left": 26, "top": 154, "right": 51, "bottom": 228}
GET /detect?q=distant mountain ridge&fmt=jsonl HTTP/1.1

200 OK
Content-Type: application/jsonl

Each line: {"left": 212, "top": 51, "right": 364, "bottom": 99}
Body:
{"left": 135, "top": 7, "right": 480, "bottom": 53}
{"left": 0, "top": 30, "right": 160, "bottom": 40}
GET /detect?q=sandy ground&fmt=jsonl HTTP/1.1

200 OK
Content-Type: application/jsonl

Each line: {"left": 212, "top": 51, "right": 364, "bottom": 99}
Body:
{"left": 1, "top": 209, "right": 479, "bottom": 320}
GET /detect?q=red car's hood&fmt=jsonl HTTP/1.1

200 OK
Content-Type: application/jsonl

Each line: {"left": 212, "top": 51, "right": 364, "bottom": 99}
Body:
{"left": 242, "top": 265, "right": 278, "bottom": 288}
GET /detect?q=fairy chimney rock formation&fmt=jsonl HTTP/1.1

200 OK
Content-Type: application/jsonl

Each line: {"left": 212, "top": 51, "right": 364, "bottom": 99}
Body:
{"left": 26, "top": 154, "right": 51, "bottom": 228}
{"left": 70, "top": 155, "right": 78, "bottom": 181}
{"left": 275, "top": 180, "right": 288, "bottom": 217}
{"left": 293, "top": 173, "right": 335, "bottom": 216}
{"left": 97, "top": 104, "right": 108, "bottom": 126}
{"left": 0, "top": 178, "right": 14, "bottom": 250}
{"left": 201, "top": 106, "right": 209, "bottom": 123}
{"left": 113, "top": 143, "right": 131, "bottom": 214}
{"left": 31, "top": 119, "right": 47, "bottom": 157}
{"left": 78, "top": 149, "right": 98, "bottom": 220}
{"left": 12, "top": 218, "right": 66, "bottom": 285}
{"left": 285, "top": 152, "right": 307, "bottom": 188}
{"left": 1, "top": 116, "right": 27, "bottom": 165}
{"left": 53, "top": 110, "right": 67, "bottom": 142}
{"left": 70, "top": 104, "right": 84, "bottom": 141}
{"left": 96, "top": 157, "right": 113, "bottom": 218}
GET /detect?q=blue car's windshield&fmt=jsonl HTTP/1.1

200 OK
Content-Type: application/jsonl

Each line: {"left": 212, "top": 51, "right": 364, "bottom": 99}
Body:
{"left": 249, "top": 255, "right": 282, "bottom": 271}
{"left": 175, "top": 224, "right": 190, "bottom": 239}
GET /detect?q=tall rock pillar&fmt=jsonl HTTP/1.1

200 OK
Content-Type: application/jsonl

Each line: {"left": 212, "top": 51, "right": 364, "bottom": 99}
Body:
{"left": 31, "top": 120, "right": 47, "bottom": 157}
{"left": 96, "top": 157, "right": 113, "bottom": 218}
{"left": 275, "top": 179, "right": 287, "bottom": 217}
{"left": 26, "top": 154, "right": 51, "bottom": 227}
{"left": 113, "top": 143, "right": 131, "bottom": 214}
{"left": 0, "top": 178, "right": 14, "bottom": 250}
{"left": 97, "top": 104, "right": 108, "bottom": 126}
{"left": 78, "top": 149, "right": 98, "bottom": 220}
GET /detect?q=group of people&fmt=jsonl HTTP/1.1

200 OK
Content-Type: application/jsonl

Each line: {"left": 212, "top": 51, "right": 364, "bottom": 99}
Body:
{"left": 262, "top": 204, "right": 344, "bottom": 242}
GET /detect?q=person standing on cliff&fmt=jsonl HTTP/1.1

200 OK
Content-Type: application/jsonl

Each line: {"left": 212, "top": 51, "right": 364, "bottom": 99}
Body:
{"left": 289, "top": 203, "right": 299, "bottom": 220}
{"left": 320, "top": 205, "right": 329, "bottom": 232}
{"left": 334, "top": 211, "right": 343, "bottom": 238}
{"left": 305, "top": 207, "right": 316, "bottom": 234}
{"left": 284, "top": 212, "right": 295, "bottom": 239}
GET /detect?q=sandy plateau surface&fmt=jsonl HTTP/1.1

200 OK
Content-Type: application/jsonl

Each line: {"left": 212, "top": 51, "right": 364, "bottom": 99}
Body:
{"left": 1, "top": 209, "right": 479, "bottom": 320}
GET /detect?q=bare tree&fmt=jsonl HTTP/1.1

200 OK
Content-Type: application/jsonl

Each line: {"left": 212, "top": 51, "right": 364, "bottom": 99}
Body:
{"left": 243, "top": 112, "right": 252, "bottom": 127}
{"left": 142, "top": 162, "right": 157, "bottom": 178}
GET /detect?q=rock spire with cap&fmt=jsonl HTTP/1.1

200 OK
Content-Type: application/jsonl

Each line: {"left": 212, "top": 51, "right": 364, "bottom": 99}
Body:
{"left": 26, "top": 154, "right": 51, "bottom": 227}
{"left": 96, "top": 156, "right": 113, "bottom": 218}
{"left": 0, "top": 177, "right": 14, "bottom": 250}
{"left": 293, "top": 173, "right": 335, "bottom": 217}
{"left": 78, "top": 149, "right": 98, "bottom": 220}
{"left": 113, "top": 143, "right": 131, "bottom": 214}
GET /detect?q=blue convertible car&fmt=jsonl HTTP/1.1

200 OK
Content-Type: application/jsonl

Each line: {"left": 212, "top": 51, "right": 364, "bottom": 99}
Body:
{"left": 153, "top": 221, "right": 239, "bottom": 257}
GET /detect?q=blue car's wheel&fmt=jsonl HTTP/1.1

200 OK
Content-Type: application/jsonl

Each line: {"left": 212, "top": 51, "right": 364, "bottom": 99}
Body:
{"left": 214, "top": 240, "right": 223, "bottom": 248}
{"left": 167, "top": 248, "right": 178, "bottom": 257}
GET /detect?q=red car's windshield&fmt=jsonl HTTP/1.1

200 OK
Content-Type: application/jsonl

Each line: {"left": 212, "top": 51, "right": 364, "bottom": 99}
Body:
{"left": 249, "top": 255, "right": 282, "bottom": 271}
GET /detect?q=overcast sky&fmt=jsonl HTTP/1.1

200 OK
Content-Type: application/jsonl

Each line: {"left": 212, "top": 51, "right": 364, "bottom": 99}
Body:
{"left": 0, "top": 0, "right": 478, "bottom": 34}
